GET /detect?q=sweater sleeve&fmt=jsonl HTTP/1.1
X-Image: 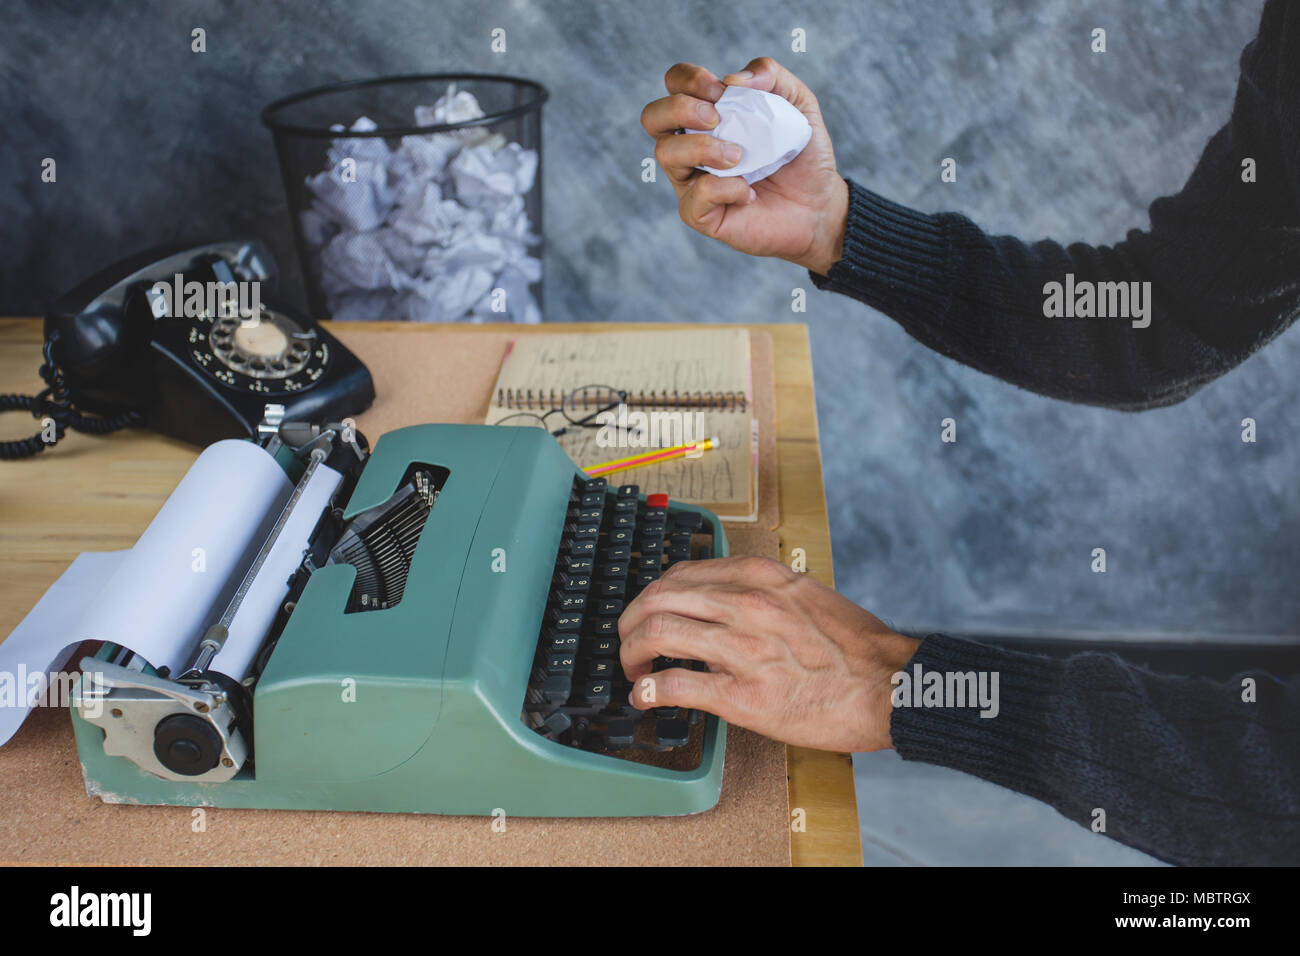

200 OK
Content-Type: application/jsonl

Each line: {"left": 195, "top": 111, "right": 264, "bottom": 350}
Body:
{"left": 811, "top": 0, "right": 1300, "bottom": 410}
{"left": 889, "top": 633, "right": 1300, "bottom": 866}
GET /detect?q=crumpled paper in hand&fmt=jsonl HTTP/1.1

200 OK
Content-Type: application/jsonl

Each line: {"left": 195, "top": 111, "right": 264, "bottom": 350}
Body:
{"left": 301, "top": 84, "right": 541, "bottom": 323}
{"left": 686, "top": 85, "right": 812, "bottom": 185}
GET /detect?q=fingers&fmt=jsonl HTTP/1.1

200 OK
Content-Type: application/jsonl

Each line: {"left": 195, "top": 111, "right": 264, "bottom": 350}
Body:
{"left": 640, "top": 91, "right": 720, "bottom": 138}
{"left": 642, "top": 64, "right": 731, "bottom": 189}
{"left": 658, "top": 555, "right": 798, "bottom": 588}
{"left": 627, "top": 667, "right": 724, "bottom": 714}
{"left": 617, "top": 566, "right": 723, "bottom": 642}
{"left": 678, "top": 173, "right": 755, "bottom": 231}
{"left": 619, "top": 556, "right": 795, "bottom": 639}
{"left": 723, "top": 56, "right": 821, "bottom": 115}
{"left": 654, "top": 131, "right": 743, "bottom": 185}
{"left": 663, "top": 62, "right": 725, "bottom": 102}
{"left": 619, "top": 610, "right": 738, "bottom": 681}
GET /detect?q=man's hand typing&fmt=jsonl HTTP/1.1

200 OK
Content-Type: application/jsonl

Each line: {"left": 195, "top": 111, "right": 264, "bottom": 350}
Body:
{"left": 618, "top": 556, "right": 919, "bottom": 752}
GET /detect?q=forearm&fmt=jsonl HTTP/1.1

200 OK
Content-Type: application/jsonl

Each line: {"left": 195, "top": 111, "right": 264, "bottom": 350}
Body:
{"left": 889, "top": 633, "right": 1300, "bottom": 866}
{"left": 811, "top": 174, "right": 1298, "bottom": 409}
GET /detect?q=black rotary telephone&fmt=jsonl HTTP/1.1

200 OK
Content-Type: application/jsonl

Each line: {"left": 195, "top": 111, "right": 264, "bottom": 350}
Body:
{"left": 1, "top": 239, "right": 374, "bottom": 458}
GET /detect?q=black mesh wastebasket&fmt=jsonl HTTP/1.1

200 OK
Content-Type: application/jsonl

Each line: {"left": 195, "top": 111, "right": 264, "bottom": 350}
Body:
{"left": 262, "top": 73, "right": 548, "bottom": 323}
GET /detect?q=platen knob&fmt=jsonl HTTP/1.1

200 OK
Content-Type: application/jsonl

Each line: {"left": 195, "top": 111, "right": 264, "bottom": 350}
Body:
{"left": 153, "top": 713, "right": 223, "bottom": 776}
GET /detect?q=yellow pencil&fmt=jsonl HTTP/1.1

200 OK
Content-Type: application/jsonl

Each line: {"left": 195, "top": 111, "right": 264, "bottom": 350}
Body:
{"left": 585, "top": 438, "right": 716, "bottom": 478}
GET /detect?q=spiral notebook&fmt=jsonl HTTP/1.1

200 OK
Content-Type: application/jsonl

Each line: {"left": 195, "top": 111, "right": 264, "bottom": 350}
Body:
{"left": 485, "top": 328, "right": 759, "bottom": 520}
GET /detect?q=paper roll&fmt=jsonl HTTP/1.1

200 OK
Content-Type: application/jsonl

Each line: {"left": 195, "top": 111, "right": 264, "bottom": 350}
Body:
{"left": 0, "top": 440, "right": 292, "bottom": 745}
{"left": 210, "top": 461, "right": 342, "bottom": 682}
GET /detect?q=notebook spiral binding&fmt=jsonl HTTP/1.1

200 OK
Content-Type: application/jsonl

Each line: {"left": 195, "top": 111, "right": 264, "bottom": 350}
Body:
{"left": 495, "top": 387, "right": 748, "bottom": 412}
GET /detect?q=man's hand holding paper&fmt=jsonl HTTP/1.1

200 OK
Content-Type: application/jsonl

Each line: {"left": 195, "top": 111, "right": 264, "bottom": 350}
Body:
{"left": 640, "top": 57, "right": 849, "bottom": 275}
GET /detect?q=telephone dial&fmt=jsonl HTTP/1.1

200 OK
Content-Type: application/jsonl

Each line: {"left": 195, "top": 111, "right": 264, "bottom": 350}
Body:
{"left": 1, "top": 239, "right": 374, "bottom": 458}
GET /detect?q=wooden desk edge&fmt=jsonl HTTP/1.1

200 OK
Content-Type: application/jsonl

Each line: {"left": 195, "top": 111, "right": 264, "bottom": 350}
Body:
{"left": 0, "top": 318, "right": 862, "bottom": 867}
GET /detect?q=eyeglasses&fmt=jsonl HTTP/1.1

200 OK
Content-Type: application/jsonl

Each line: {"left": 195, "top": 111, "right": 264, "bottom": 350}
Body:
{"left": 493, "top": 384, "right": 631, "bottom": 438}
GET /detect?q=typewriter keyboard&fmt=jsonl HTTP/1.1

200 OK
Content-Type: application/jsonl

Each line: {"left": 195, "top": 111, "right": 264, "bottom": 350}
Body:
{"left": 522, "top": 476, "right": 713, "bottom": 759}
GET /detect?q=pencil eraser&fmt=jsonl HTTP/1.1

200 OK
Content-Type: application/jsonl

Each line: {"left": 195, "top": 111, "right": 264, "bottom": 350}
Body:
{"left": 686, "top": 86, "right": 813, "bottom": 185}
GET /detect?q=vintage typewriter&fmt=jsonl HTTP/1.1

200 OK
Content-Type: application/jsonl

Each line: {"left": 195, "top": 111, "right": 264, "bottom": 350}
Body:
{"left": 69, "top": 411, "right": 727, "bottom": 816}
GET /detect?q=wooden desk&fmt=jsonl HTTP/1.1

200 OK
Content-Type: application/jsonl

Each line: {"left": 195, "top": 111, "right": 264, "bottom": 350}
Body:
{"left": 0, "top": 317, "right": 861, "bottom": 866}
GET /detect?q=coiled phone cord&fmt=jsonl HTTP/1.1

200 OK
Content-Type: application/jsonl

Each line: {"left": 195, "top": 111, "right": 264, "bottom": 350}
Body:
{"left": 0, "top": 337, "right": 142, "bottom": 459}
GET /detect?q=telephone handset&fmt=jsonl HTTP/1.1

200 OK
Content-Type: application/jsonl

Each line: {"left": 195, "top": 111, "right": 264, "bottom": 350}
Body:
{"left": 2, "top": 239, "right": 374, "bottom": 457}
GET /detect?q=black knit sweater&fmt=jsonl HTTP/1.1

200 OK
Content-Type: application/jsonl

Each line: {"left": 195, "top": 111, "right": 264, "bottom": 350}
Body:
{"left": 811, "top": 0, "right": 1300, "bottom": 865}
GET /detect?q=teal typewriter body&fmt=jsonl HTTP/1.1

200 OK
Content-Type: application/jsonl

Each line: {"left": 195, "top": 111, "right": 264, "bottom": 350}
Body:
{"left": 70, "top": 422, "right": 728, "bottom": 817}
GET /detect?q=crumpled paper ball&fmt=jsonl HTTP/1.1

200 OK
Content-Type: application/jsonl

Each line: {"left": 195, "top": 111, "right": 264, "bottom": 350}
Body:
{"left": 686, "top": 85, "right": 812, "bottom": 185}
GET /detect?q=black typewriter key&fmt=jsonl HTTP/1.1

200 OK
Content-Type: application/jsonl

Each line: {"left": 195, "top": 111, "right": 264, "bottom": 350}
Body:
{"left": 553, "top": 592, "right": 586, "bottom": 612}
{"left": 543, "top": 675, "right": 572, "bottom": 705}
{"left": 640, "top": 508, "right": 667, "bottom": 524}
{"left": 606, "top": 719, "right": 636, "bottom": 749}
{"left": 542, "top": 710, "right": 572, "bottom": 735}
{"left": 613, "top": 683, "right": 639, "bottom": 713}
{"left": 607, "top": 528, "right": 633, "bottom": 546}
{"left": 589, "top": 636, "right": 619, "bottom": 656}
{"left": 581, "top": 477, "right": 607, "bottom": 492}
{"left": 634, "top": 572, "right": 658, "bottom": 589}
{"left": 674, "top": 511, "right": 704, "bottom": 531}
{"left": 555, "top": 571, "right": 591, "bottom": 591}
{"left": 580, "top": 491, "right": 604, "bottom": 507}
{"left": 581, "top": 681, "right": 613, "bottom": 706}
{"left": 603, "top": 541, "right": 634, "bottom": 564}
{"left": 601, "top": 561, "right": 628, "bottom": 578}
{"left": 575, "top": 507, "right": 602, "bottom": 523}
{"left": 546, "top": 653, "right": 576, "bottom": 675}
{"left": 655, "top": 718, "right": 690, "bottom": 748}
{"left": 617, "top": 484, "right": 639, "bottom": 498}
{"left": 613, "top": 513, "right": 636, "bottom": 529}
{"left": 586, "top": 658, "right": 619, "bottom": 679}
{"left": 596, "top": 598, "right": 623, "bottom": 615}
{"left": 636, "top": 555, "right": 661, "bottom": 571}
{"left": 639, "top": 536, "right": 665, "bottom": 556}
{"left": 563, "top": 554, "right": 594, "bottom": 573}
{"left": 567, "top": 539, "right": 596, "bottom": 557}
{"left": 613, "top": 498, "right": 637, "bottom": 514}
{"left": 548, "top": 632, "right": 579, "bottom": 653}
{"left": 589, "top": 618, "right": 619, "bottom": 638}
{"left": 552, "top": 611, "right": 583, "bottom": 631}
{"left": 599, "top": 579, "right": 626, "bottom": 597}
{"left": 653, "top": 706, "right": 680, "bottom": 720}
{"left": 603, "top": 544, "right": 632, "bottom": 562}
{"left": 573, "top": 523, "right": 600, "bottom": 540}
